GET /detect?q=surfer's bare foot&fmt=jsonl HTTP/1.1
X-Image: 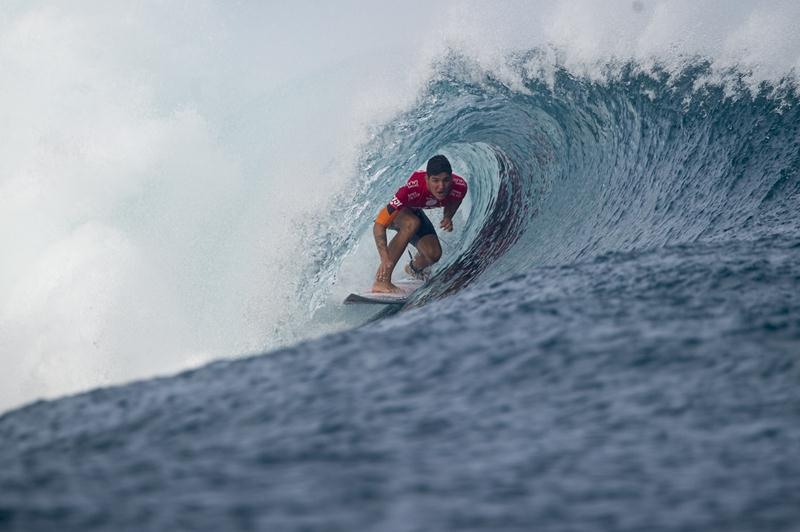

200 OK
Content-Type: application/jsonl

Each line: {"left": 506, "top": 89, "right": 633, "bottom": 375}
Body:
{"left": 372, "top": 281, "right": 402, "bottom": 294}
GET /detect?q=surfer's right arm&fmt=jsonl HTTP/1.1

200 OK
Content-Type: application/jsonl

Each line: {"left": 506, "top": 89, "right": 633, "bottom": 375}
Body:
{"left": 373, "top": 189, "right": 404, "bottom": 251}
{"left": 372, "top": 182, "right": 410, "bottom": 284}
{"left": 373, "top": 214, "right": 390, "bottom": 261}
{"left": 373, "top": 197, "right": 405, "bottom": 280}
{"left": 374, "top": 204, "right": 399, "bottom": 255}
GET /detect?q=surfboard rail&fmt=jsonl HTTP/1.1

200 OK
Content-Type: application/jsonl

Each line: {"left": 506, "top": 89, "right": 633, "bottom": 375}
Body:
{"left": 343, "top": 279, "right": 424, "bottom": 305}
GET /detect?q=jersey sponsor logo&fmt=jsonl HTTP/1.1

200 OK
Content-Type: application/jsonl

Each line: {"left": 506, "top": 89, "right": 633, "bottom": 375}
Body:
{"left": 407, "top": 179, "right": 419, "bottom": 188}
{"left": 408, "top": 192, "right": 420, "bottom": 200}
{"left": 390, "top": 196, "right": 402, "bottom": 208}
{"left": 453, "top": 177, "right": 466, "bottom": 186}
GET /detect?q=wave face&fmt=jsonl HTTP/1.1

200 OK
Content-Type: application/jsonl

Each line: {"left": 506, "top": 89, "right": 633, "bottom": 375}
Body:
{"left": 406, "top": 60, "right": 797, "bottom": 274}
{"left": 307, "top": 57, "right": 799, "bottom": 309}
{"left": 2, "top": 53, "right": 799, "bottom": 531}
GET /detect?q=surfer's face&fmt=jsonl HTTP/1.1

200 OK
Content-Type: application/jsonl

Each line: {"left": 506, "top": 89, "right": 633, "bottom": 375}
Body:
{"left": 427, "top": 172, "right": 453, "bottom": 200}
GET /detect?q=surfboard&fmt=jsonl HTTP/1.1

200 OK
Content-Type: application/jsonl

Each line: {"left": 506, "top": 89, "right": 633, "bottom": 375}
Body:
{"left": 344, "top": 279, "right": 424, "bottom": 305}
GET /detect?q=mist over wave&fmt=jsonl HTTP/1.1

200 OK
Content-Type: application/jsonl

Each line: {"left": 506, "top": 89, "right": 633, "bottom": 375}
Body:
{"left": 2, "top": 0, "right": 799, "bottom": 412}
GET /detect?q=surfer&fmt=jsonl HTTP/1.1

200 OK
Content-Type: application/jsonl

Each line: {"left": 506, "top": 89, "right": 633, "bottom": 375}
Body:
{"left": 372, "top": 154, "right": 468, "bottom": 293}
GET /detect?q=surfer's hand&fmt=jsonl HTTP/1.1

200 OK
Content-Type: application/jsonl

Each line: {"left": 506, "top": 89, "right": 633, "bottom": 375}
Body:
{"left": 376, "top": 261, "right": 393, "bottom": 282}
{"left": 440, "top": 217, "right": 453, "bottom": 232}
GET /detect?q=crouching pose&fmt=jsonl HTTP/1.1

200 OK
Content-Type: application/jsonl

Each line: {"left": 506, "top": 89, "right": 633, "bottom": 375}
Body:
{"left": 372, "top": 154, "right": 468, "bottom": 293}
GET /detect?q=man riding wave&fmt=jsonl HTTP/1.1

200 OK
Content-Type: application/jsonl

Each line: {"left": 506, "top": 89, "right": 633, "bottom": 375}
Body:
{"left": 372, "top": 155, "right": 468, "bottom": 293}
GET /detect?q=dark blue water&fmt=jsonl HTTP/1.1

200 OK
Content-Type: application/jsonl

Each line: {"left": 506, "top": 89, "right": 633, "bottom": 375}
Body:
{"left": 2, "top": 59, "right": 799, "bottom": 531}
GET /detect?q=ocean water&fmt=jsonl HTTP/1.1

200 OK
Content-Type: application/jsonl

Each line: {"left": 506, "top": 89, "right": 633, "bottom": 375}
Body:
{"left": 2, "top": 2, "right": 800, "bottom": 531}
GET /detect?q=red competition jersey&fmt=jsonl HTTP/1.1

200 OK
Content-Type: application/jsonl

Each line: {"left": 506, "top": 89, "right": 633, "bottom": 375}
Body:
{"left": 389, "top": 171, "right": 468, "bottom": 211}
{"left": 375, "top": 170, "right": 468, "bottom": 227}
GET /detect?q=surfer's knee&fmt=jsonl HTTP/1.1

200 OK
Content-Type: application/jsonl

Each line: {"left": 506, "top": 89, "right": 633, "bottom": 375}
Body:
{"left": 396, "top": 211, "right": 421, "bottom": 235}
{"left": 426, "top": 243, "right": 442, "bottom": 264}
{"left": 417, "top": 235, "right": 442, "bottom": 263}
{"left": 428, "top": 245, "right": 442, "bottom": 263}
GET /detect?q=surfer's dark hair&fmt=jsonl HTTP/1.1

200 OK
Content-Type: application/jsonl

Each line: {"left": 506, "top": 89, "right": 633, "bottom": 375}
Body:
{"left": 426, "top": 154, "right": 452, "bottom": 176}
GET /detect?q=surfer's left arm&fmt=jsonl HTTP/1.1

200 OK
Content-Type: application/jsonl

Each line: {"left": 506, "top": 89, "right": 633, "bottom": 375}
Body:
{"left": 440, "top": 201, "right": 462, "bottom": 232}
